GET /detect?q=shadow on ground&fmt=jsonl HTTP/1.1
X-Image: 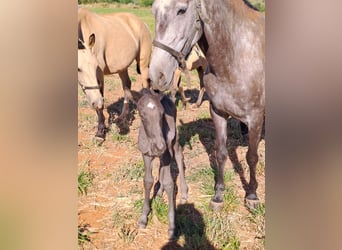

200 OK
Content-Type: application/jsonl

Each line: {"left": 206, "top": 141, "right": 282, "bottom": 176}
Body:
{"left": 178, "top": 117, "right": 265, "bottom": 201}
{"left": 161, "top": 203, "right": 216, "bottom": 250}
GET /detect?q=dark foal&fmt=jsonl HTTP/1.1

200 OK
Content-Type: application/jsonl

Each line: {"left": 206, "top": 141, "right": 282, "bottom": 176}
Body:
{"left": 137, "top": 88, "right": 188, "bottom": 239}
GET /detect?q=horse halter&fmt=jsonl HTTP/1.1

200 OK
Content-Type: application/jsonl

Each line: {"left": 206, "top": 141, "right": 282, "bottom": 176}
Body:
{"left": 78, "top": 82, "right": 100, "bottom": 93}
{"left": 153, "top": 0, "right": 204, "bottom": 70}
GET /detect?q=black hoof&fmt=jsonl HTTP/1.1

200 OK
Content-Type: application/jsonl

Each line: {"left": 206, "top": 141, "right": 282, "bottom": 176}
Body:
{"left": 210, "top": 200, "right": 224, "bottom": 211}
{"left": 245, "top": 194, "right": 260, "bottom": 210}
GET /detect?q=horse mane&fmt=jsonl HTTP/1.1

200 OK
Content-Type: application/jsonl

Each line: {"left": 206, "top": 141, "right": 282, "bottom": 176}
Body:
{"left": 242, "top": 0, "right": 260, "bottom": 12}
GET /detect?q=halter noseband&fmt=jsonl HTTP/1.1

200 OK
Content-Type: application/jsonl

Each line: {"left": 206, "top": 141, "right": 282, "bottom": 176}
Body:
{"left": 78, "top": 82, "right": 101, "bottom": 93}
{"left": 152, "top": 0, "right": 204, "bottom": 70}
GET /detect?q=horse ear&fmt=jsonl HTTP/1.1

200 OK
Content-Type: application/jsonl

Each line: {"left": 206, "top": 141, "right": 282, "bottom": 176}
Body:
{"left": 88, "top": 33, "right": 95, "bottom": 48}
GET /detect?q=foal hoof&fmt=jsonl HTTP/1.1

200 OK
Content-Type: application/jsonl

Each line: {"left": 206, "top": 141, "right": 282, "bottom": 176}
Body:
{"left": 245, "top": 194, "right": 260, "bottom": 210}
{"left": 210, "top": 200, "right": 224, "bottom": 211}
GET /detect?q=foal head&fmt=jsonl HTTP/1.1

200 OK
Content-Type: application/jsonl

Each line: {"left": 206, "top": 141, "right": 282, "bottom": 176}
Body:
{"left": 78, "top": 34, "right": 103, "bottom": 110}
{"left": 149, "top": 0, "right": 203, "bottom": 91}
{"left": 137, "top": 89, "right": 167, "bottom": 157}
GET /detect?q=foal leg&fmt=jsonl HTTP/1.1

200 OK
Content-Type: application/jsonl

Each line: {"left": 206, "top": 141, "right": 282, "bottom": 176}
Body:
{"left": 245, "top": 114, "right": 263, "bottom": 209}
{"left": 138, "top": 155, "right": 154, "bottom": 229}
{"left": 210, "top": 104, "right": 229, "bottom": 210}
{"left": 173, "top": 141, "right": 188, "bottom": 204}
{"left": 118, "top": 70, "right": 133, "bottom": 121}
{"left": 160, "top": 153, "right": 176, "bottom": 239}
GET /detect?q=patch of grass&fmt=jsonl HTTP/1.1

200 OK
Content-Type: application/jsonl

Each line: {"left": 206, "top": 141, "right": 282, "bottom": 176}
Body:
{"left": 248, "top": 203, "right": 265, "bottom": 240}
{"left": 109, "top": 128, "right": 132, "bottom": 143}
{"left": 197, "top": 110, "right": 211, "bottom": 120}
{"left": 112, "top": 210, "right": 138, "bottom": 244}
{"left": 89, "top": 6, "right": 155, "bottom": 37}
{"left": 78, "top": 169, "right": 94, "bottom": 195}
{"left": 257, "top": 160, "right": 265, "bottom": 176}
{"left": 151, "top": 196, "right": 169, "bottom": 224}
{"left": 222, "top": 186, "right": 239, "bottom": 212}
{"left": 78, "top": 224, "right": 91, "bottom": 247}
{"left": 114, "top": 159, "right": 144, "bottom": 182}
{"left": 118, "top": 224, "right": 137, "bottom": 244}
{"left": 205, "top": 212, "right": 240, "bottom": 250}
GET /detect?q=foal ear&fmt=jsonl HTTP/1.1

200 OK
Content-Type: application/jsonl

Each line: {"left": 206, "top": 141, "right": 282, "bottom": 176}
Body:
{"left": 88, "top": 33, "right": 96, "bottom": 48}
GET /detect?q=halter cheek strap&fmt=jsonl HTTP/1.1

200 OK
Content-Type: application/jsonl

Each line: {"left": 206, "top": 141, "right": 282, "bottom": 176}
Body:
{"left": 152, "top": 0, "right": 204, "bottom": 70}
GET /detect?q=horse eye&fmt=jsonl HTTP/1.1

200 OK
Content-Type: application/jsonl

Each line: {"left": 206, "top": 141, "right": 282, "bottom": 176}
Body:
{"left": 78, "top": 68, "right": 82, "bottom": 72}
{"left": 177, "top": 8, "right": 187, "bottom": 16}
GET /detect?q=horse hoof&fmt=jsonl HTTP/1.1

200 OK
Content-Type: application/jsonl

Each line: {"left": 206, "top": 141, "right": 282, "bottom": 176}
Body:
{"left": 210, "top": 200, "right": 224, "bottom": 211}
{"left": 168, "top": 229, "right": 176, "bottom": 240}
{"left": 245, "top": 194, "right": 260, "bottom": 210}
{"left": 138, "top": 222, "right": 146, "bottom": 229}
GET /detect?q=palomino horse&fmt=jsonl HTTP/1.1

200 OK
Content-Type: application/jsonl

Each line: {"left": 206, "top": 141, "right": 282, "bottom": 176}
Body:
{"left": 171, "top": 43, "right": 208, "bottom": 108}
{"left": 149, "top": 0, "right": 265, "bottom": 210}
{"left": 78, "top": 8, "right": 152, "bottom": 139}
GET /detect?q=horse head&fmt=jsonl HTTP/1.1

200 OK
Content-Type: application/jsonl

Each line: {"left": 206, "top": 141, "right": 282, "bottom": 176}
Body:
{"left": 78, "top": 33, "right": 104, "bottom": 110}
{"left": 149, "top": 0, "right": 204, "bottom": 92}
{"left": 137, "top": 89, "right": 167, "bottom": 157}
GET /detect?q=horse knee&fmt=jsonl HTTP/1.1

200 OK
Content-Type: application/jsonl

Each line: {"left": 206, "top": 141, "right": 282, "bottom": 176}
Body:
{"left": 246, "top": 150, "right": 258, "bottom": 167}
{"left": 216, "top": 147, "right": 228, "bottom": 163}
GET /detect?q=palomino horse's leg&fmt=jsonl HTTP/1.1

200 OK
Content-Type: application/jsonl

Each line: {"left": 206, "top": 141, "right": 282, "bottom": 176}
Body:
{"left": 138, "top": 155, "right": 154, "bottom": 229}
{"left": 193, "top": 67, "right": 205, "bottom": 108}
{"left": 245, "top": 114, "right": 263, "bottom": 209}
{"left": 95, "top": 108, "right": 106, "bottom": 139}
{"left": 209, "top": 103, "right": 229, "bottom": 210}
{"left": 118, "top": 70, "right": 133, "bottom": 121}
{"left": 173, "top": 140, "right": 188, "bottom": 204}
{"left": 170, "top": 68, "right": 181, "bottom": 104}
{"left": 95, "top": 71, "right": 106, "bottom": 140}
{"left": 160, "top": 153, "right": 176, "bottom": 240}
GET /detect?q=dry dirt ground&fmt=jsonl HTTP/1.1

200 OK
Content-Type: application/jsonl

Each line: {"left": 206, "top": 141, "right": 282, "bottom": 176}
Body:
{"left": 78, "top": 65, "right": 265, "bottom": 249}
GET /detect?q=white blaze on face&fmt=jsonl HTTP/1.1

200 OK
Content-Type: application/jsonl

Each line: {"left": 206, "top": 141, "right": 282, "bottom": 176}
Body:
{"left": 147, "top": 102, "right": 156, "bottom": 110}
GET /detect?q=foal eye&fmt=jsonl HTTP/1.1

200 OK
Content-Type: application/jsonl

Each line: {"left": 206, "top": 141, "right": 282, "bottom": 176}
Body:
{"left": 177, "top": 8, "right": 187, "bottom": 16}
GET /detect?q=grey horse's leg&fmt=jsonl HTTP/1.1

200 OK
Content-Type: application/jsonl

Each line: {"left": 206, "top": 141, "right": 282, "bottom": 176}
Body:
{"left": 160, "top": 153, "right": 176, "bottom": 239}
{"left": 118, "top": 69, "right": 133, "bottom": 121}
{"left": 245, "top": 114, "right": 263, "bottom": 209}
{"left": 138, "top": 155, "right": 154, "bottom": 229}
{"left": 173, "top": 141, "right": 188, "bottom": 204}
{"left": 209, "top": 103, "right": 229, "bottom": 210}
